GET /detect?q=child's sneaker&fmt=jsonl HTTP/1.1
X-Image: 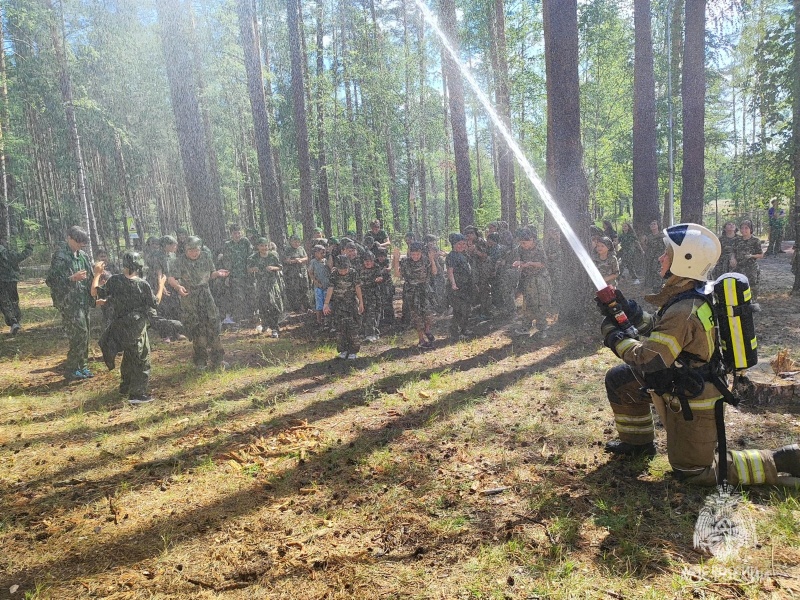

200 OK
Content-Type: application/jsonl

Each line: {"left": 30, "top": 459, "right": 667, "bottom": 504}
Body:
{"left": 65, "top": 370, "right": 87, "bottom": 381}
{"left": 346, "top": 353, "right": 358, "bottom": 360}
{"left": 175, "top": 334, "right": 188, "bottom": 341}
{"left": 81, "top": 368, "right": 94, "bottom": 378}
{"left": 425, "top": 332, "right": 435, "bottom": 343}
{"left": 417, "top": 341, "right": 433, "bottom": 349}
{"left": 255, "top": 325, "right": 263, "bottom": 334}
{"left": 222, "top": 315, "right": 235, "bottom": 325}
{"left": 162, "top": 337, "right": 172, "bottom": 343}
{"left": 271, "top": 330, "right": 279, "bottom": 338}
{"left": 337, "top": 351, "right": 348, "bottom": 359}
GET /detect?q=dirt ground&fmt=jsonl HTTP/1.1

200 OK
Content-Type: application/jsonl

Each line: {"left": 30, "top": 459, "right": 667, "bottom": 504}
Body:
{"left": 0, "top": 248, "right": 798, "bottom": 599}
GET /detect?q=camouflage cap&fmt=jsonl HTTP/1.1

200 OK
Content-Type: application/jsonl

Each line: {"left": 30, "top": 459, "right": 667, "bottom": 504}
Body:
{"left": 176, "top": 226, "right": 189, "bottom": 235}
{"left": 160, "top": 235, "right": 177, "bottom": 247}
{"left": 256, "top": 237, "right": 270, "bottom": 246}
{"left": 335, "top": 255, "right": 351, "bottom": 269}
{"left": 185, "top": 236, "right": 203, "bottom": 249}
{"left": 363, "top": 251, "right": 375, "bottom": 262}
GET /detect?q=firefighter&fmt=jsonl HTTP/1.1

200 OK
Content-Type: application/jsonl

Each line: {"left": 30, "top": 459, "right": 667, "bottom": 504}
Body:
{"left": 600, "top": 223, "right": 799, "bottom": 486}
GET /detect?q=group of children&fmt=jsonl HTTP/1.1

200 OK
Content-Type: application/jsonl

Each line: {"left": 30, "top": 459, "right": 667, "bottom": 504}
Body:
{"left": 43, "top": 214, "right": 778, "bottom": 404}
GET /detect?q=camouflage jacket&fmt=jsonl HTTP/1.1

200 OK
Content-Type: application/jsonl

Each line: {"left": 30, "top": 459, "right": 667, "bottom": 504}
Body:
{"left": 172, "top": 249, "right": 217, "bottom": 288}
{"left": 46, "top": 246, "right": 93, "bottom": 309}
{"left": 400, "top": 256, "right": 431, "bottom": 286}
{"left": 0, "top": 243, "right": 33, "bottom": 282}
{"left": 328, "top": 268, "right": 360, "bottom": 304}
{"left": 221, "top": 238, "right": 253, "bottom": 278}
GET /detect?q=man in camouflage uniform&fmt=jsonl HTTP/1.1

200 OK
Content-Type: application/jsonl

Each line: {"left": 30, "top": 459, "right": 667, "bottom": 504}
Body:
{"left": 0, "top": 237, "right": 34, "bottom": 335}
{"left": 494, "top": 230, "right": 519, "bottom": 317}
{"left": 167, "top": 236, "right": 228, "bottom": 369}
{"left": 323, "top": 255, "right": 364, "bottom": 359}
{"left": 46, "top": 226, "right": 95, "bottom": 380}
{"left": 602, "top": 223, "right": 800, "bottom": 486}
{"left": 219, "top": 224, "right": 254, "bottom": 326}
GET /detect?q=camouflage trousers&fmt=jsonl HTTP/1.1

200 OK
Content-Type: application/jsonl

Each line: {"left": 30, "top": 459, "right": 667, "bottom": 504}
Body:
{"left": 334, "top": 305, "right": 361, "bottom": 354}
{"left": 227, "top": 276, "right": 254, "bottom": 322}
{"left": 494, "top": 268, "right": 519, "bottom": 316}
{"left": 181, "top": 286, "right": 224, "bottom": 367}
{"left": 519, "top": 274, "right": 551, "bottom": 327}
{"left": 61, "top": 304, "right": 90, "bottom": 373}
{"left": 119, "top": 328, "right": 151, "bottom": 397}
{"left": 449, "top": 291, "right": 472, "bottom": 338}
{"left": 361, "top": 288, "right": 381, "bottom": 338}
{"left": 0, "top": 281, "right": 22, "bottom": 327}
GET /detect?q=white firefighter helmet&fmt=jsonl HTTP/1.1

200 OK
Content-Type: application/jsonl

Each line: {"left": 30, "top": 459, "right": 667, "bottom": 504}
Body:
{"left": 663, "top": 223, "right": 721, "bottom": 281}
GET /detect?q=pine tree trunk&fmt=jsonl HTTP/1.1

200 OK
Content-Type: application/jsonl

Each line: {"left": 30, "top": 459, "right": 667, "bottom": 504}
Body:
{"left": 418, "top": 12, "right": 429, "bottom": 235}
{"left": 490, "top": 0, "right": 516, "bottom": 229}
{"left": 45, "top": 0, "right": 98, "bottom": 254}
{"left": 157, "top": 0, "right": 226, "bottom": 253}
{"left": 237, "top": 0, "right": 287, "bottom": 248}
{"left": 286, "top": 0, "right": 316, "bottom": 241}
{"left": 439, "top": 0, "right": 474, "bottom": 229}
{"left": 632, "top": 0, "right": 660, "bottom": 234}
{"left": 314, "top": 0, "right": 332, "bottom": 237}
{"left": 793, "top": 0, "right": 800, "bottom": 292}
{"left": 680, "top": 0, "right": 706, "bottom": 224}
{"left": 0, "top": 16, "right": 10, "bottom": 241}
{"left": 542, "top": 0, "right": 592, "bottom": 322}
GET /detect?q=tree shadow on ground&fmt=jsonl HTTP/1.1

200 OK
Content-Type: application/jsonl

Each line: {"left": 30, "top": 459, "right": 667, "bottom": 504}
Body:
{"left": 1, "top": 338, "right": 592, "bottom": 591}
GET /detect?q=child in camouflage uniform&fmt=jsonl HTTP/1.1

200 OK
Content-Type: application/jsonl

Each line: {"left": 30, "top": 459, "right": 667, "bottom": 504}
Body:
{"left": 248, "top": 239, "right": 285, "bottom": 338}
{"left": 395, "top": 241, "right": 437, "bottom": 348}
{"left": 446, "top": 234, "right": 473, "bottom": 340}
{"left": 91, "top": 251, "right": 164, "bottom": 404}
{"left": 375, "top": 247, "right": 396, "bottom": 325}
{"left": 323, "top": 255, "right": 364, "bottom": 359}
{"left": 494, "top": 230, "right": 519, "bottom": 317}
{"left": 0, "top": 237, "right": 34, "bottom": 335}
{"left": 512, "top": 228, "right": 551, "bottom": 338}
{"left": 220, "top": 224, "right": 254, "bottom": 326}
{"left": 308, "top": 245, "right": 331, "bottom": 327}
{"left": 594, "top": 237, "right": 620, "bottom": 288}
{"left": 283, "top": 234, "right": 310, "bottom": 312}
{"left": 167, "top": 236, "right": 229, "bottom": 369}
{"left": 714, "top": 221, "right": 739, "bottom": 280}
{"left": 46, "top": 226, "right": 96, "bottom": 380}
{"left": 360, "top": 251, "right": 385, "bottom": 342}
{"left": 733, "top": 219, "right": 764, "bottom": 308}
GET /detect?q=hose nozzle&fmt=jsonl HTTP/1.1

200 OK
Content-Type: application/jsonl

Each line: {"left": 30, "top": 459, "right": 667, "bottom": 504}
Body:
{"left": 596, "top": 285, "right": 638, "bottom": 339}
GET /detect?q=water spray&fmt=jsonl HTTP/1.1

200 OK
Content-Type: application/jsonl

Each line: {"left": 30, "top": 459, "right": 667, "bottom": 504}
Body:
{"left": 414, "top": 0, "right": 634, "bottom": 333}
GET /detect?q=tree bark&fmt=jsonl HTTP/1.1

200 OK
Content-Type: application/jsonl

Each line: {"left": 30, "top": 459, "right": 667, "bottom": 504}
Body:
{"left": 314, "top": 0, "right": 332, "bottom": 236}
{"left": 633, "top": 0, "right": 660, "bottom": 235}
{"left": 439, "top": 0, "right": 474, "bottom": 229}
{"left": 0, "top": 15, "right": 10, "bottom": 241}
{"left": 793, "top": 0, "right": 800, "bottom": 292}
{"left": 490, "top": 0, "right": 516, "bottom": 230}
{"left": 287, "top": 0, "right": 316, "bottom": 241}
{"left": 236, "top": 0, "right": 287, "bottom": 248}
{"left": 45, "top": 0, "right": 99, "bottom": 254}
{"left": 680, "top": 0, "right": 706, "bottom": 224}
{"left": 542, "top": 0, "right": 592, "bottom": 321}
{"left": 157, "top": 0, "right": 226, "bottom": 253}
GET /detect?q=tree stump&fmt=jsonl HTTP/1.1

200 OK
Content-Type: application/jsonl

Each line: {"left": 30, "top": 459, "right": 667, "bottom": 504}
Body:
{"left": 734, "top": 360, "right": 800, "bottom": 406}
